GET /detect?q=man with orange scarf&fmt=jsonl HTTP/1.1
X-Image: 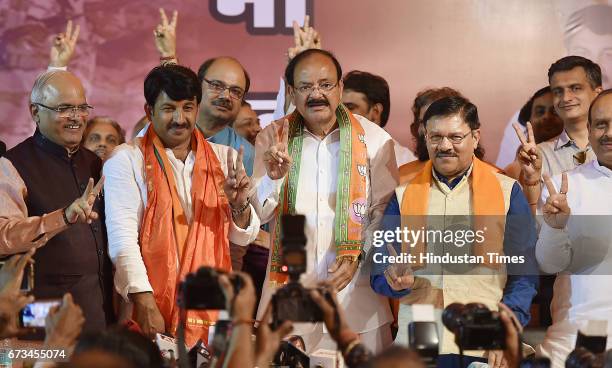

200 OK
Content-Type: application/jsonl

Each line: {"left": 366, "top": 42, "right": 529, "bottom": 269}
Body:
{"left": 252, "top": 49, "right": 399, "bottom": 354}
{"left": 103, "top": 65, "right": 260, "bottom": 346}
{"left": 371, "top": 96, "right": 538, "bottom": 368}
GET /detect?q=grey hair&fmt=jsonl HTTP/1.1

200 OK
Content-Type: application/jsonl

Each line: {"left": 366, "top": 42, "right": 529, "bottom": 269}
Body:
{"left": 30, "top": 70, "right": 74, "bottom": 104}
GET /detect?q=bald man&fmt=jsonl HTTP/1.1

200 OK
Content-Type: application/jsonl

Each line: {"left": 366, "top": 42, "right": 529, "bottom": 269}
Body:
{"left": 0, "top": 70, "right": 113, "bottom": 332}
{"left": 195, "top": 57, "right": 255, "bottom": 176}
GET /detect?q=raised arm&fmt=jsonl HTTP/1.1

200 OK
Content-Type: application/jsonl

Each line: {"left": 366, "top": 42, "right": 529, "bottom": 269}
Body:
{"left": 512, "top": 122, "right": 542, "bottom": 214}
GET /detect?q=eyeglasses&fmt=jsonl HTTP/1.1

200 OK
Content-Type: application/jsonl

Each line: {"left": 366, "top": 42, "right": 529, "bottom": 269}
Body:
{"left": 426, "top": 131, "right": 473, "bottom": 145}
{"left": 203, "top": 78, "right": 245, "bottom": 100}
{"left": 34, "top": 103, "right": 93, "bottom": 118}
{"left": 294, "top": 81, "right": 338, "bottom": 95}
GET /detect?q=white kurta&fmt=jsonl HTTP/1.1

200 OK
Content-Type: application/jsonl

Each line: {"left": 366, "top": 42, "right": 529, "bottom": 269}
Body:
{"left": 536, "top": 160, "right": 612, "bottom": 368}
{"left": 252, "top": 114, "right": 398, "bottom": 353}
{"left": 103, "top": 142, "right": 260, "bottom": 301}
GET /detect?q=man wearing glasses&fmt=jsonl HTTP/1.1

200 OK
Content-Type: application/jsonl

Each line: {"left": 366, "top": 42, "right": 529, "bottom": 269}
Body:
{"left": 371, "top": 96, "right": 538, "bottom": 368}
{"left": 0, "top": 70, "right": 113, "bottom": 332}
{"left": 152, "top": 10, "right": 255, "bottom": 176}
{"left": 252, "top": 49, "right": 399, "bottom": 353}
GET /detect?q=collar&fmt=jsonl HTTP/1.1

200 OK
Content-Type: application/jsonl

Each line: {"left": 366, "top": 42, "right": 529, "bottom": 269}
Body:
{"left": 33, "top": 129, "right": 79, "bottom": 161}
{"left": 432, "top": 164, "right": 472, "bottom": 190}
{"left": 554, "top": 130, "right": 591, "bottom": 152}
{"left": 593, "top": 160, "right": 612, "bottom": 178}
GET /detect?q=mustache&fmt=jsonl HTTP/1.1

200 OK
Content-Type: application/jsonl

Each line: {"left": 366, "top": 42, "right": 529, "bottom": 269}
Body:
{"left": 169, "top": 122, "right": 190, "bottom": 129}
{"left": 600, "top": 135, "right": 612, "bottom": 145}
{"left": 436, "top": 151, "right": 457, "bottom": 158}
{"left": 306, "top": 98, "right": 329, "bottom": 107}
{"left": 212, "top": 98, "right": 232, "bottom": 109}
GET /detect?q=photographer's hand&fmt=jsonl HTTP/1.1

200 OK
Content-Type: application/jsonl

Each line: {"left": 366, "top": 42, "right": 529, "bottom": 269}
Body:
{"left": 44, "top": 293, "right": 84, "bottom": 348}
{"left": 219, "top": 271, "right": 256, "bottom": 321}
{"left": 0, "top": 293, "right": 34, "bottom": 339}
{"left": 310, "top": 284, "right": 355, "bottom": 345}
{"left": 499, "top": 303, "right": 522, "bottom": 368}
{"left": 328, "top": 257, "right": 359, "bottom": 291}
{"left": 130, "top": 292, "right": 165, "bottom": 339}
{"left": 255, "top": 303, "right": 293, "bottom": 367}
{"left": 219, "top": 272, "right": 259, "bottom": 368}
{"left": 0, "top": 248, "right": 34, "bottom": 293}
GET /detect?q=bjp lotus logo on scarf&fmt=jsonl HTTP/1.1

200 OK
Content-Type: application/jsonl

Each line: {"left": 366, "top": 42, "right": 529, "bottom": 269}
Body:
{"left": 350, "top": 198, "right": 367, "bottom": 224}
{"left": 357, "top": 134, "right": 365, "bottom": 144}
{"left": 357, "top": 165, "right": 367, "bottom": 177}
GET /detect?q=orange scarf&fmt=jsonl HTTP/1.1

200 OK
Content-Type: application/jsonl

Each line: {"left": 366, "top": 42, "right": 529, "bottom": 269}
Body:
{"left": 269, "top": 105, "right": 367, "bottom": 285}
{"left": 138, "top": 127, "right": 231, "bottom": 346}
{"left": 399, "top": 158, "right": 506, "bottom": 269}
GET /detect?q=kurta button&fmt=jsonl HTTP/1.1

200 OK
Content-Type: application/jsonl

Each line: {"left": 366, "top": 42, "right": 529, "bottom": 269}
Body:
{"left": 80, "top": 183, "right": 86, "bottom": 191}
{"left": 97, "top": 249, "right": 104, "bottom": 256}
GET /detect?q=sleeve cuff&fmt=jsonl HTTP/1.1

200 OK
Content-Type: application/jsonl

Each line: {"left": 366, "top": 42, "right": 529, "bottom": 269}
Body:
{"left": 370, "top": 274, "right": 411, "bottom": 298}
{"left": 47, "top": 65, "right": 67, "bottom": 71}
{"left": 229, "top": 204, "right": 261, "bottom": 246}
{"left": 41, "top": 209, "right": 68, "bottom": 234}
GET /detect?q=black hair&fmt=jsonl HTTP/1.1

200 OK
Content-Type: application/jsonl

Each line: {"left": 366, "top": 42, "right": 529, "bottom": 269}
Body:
{"left": 197, "top": 57, "right": 251, "bottom": 95}
{"left": 410, "top": 87, "right": 466, "bottom": 161}
{"left": 423, "top": 95, "right": 480, "bottom": 131}
{"left": 588, "top": 88, "right": 612, "bottom": 125}
{"left": 548, "top": 55, "right": 602, "bottom": 89}
{"left": 284, "top": 49, "right": 342, "bottom": 87}
{"left": 518, "top": 86, "right": 552, "bottom": 126}
{"left": 74, "top": 327, "right": 163, "bottom": 368}
{"left": 343, "top": 70, "right": 391, "bottom": 127}
{"left": 144, "top": 64, "right": 202, "bottom": 107}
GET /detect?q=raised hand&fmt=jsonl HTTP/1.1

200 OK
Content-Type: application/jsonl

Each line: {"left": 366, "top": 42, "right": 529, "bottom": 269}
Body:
{"left": 224, "top": 146, "right": 251, "bottom": 210}
{"left": 543, "top": 173, "right": 570, "bottom": 229}
{"left": 383, "top": 244, "right": 414, "bottom": 291}
{"left": 49, "top": 20, "right": 80, "bottom": 68}
{"left": 154, "top": 8, "right": 178, "bottom": 58}
{"left": 263, "top": 120, "right": 293, "bottom": 180}
{"left": 44, "top": 293, "right": 85, "bottom": 348}
{"left": 255, "top": 303, "right": 293, "bottom": 367}
{"left": 65, "top": 177, "right": 104, "bottom": 225}
{"left": 513, "top": 122, "right": 542, "bottom": 184}
{"left": 287, "top": 15, "right": 322, "bottom": 60}
{"left": 0, "top": 249, "right": 34, "bottom": 294}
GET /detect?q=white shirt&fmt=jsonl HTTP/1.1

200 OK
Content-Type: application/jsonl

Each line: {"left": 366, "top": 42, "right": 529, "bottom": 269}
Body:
{"left": 103, "top": 142, "right": 260, "bottom": 301}
{"left": 536, "top": 160, "right": 612, "bottom": 367}
{"left": 393, "top": 138, "right": 416, "bottom": 167}
{"left": 495, "top": 110, "right": 521, "bottom": 168}
{"left": 252, "top": 114, "right": 398, "bottom": 337}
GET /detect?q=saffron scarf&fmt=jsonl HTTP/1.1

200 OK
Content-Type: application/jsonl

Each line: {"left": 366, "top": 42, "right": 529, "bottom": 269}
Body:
{"left": 138, "top": 127, "right": 231, "bottom": 346}
{"left": 399, "top": 158, "right": 506, "bottom": 269}
{"left": 269, "top": 104, "right": 368, "bottom": 285}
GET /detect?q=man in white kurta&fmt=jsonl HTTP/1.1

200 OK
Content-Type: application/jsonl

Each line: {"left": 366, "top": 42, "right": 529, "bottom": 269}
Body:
{"left": 103, "top": 65, "right": 259, "bottom": 344}
{"left": 535, "top": 90, "right": 612, "bottom": 367}
{"left": 252, "top": 49, "right": 398, "bottom": 354}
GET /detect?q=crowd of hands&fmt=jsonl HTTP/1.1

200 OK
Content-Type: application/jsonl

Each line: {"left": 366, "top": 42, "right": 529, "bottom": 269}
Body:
{"left": 0, "top": 250, "right": 84, "bottom": 353}
{"left": 0, "top": 249, "right": 525, "bottom": 367}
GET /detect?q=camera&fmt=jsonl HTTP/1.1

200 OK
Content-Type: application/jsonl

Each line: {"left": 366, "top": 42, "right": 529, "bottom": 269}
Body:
{"left": 178, "top": 267, "right": 242, "bottom": 310}
{"left": 565, "top": 331, "right": 612, "bottom": 368}
{"left": 271, "top": 215, "right": 333, "bottom": 325}
{"left": 19, "top": 298, "right": 62, "bottom": 340}
{"left": 442, "top": 303, "right": 506, "bottom": 350}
